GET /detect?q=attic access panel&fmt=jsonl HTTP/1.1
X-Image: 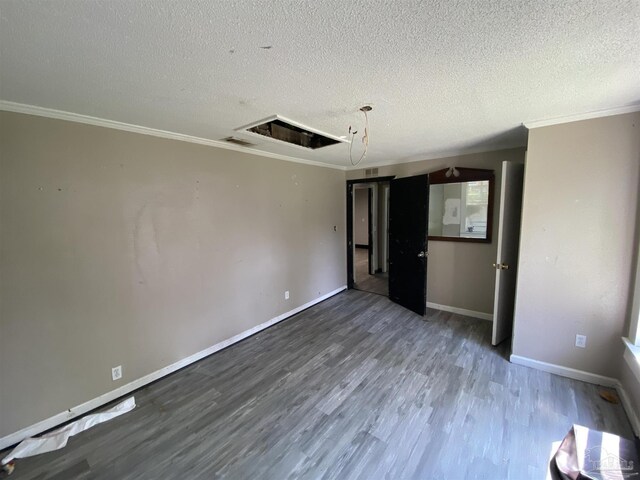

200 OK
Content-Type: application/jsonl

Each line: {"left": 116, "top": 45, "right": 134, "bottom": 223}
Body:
{"left": 236, "top": 116, "right": 347, "bottom": 150}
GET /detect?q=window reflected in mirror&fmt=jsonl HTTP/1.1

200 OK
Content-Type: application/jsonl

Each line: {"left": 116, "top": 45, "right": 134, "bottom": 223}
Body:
{"left": 427, "top": 167, "right": 494, "bottom": 243}
{"left": 429, "top": 181, "right": 490, "bottom": 239}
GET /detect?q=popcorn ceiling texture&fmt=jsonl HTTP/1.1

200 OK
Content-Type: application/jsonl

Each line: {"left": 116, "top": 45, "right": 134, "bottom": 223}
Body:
{"left": 1, "top": 0, "right": 638, "bottom": 167}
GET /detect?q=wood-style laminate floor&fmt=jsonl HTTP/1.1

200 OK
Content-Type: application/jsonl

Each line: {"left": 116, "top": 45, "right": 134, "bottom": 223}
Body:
{"left": 353, "top": 248, "right": 388, "bottom": 296}
{"left": 2, "top": 290, "right": 634, "bottom": 479}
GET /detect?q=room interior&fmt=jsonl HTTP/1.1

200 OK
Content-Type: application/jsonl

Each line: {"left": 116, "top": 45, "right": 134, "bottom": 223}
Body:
{"left": 1, "top": 1, "right": 640, "bottom": 478}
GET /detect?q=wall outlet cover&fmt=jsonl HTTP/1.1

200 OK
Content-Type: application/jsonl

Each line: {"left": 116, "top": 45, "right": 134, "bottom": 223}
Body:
{"left": 112, "top": 365, "right": 123, "bottom": 381}
{"left": 575, "top": 334, "right": 587, "bottom": 348}
{"left": 285, "top": 291, "right": 290, "bottom": 300}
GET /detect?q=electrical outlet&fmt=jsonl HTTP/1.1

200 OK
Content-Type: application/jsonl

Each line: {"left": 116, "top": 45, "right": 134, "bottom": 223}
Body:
{"left": 285, "top": 291, "right": 290, "bottom": 300}
{"left": 575, "top": 334, "right": 587, "bottom": 348}
{"left": 111, "top": 365, "right": 123, "bottom": 381}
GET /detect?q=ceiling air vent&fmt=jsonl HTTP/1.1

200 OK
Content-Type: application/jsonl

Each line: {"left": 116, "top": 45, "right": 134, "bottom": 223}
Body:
{"left": 236, "top": 116, "right": 347, "bottom": 150}
{"left": 365, "top": 168, "right": 379, "bottom": 177}
{"left": 222, "top": 136, "right": 256, "bottom": 147}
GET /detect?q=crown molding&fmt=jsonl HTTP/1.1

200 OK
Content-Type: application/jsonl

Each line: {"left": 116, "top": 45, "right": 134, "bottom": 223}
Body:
{"left": 346, "top": 144, "right": 526, "bottom": 171}
{"left": 523, "top": 104, "right": 640, "bottom": 130}
{"left": 0, "top": 101, "right": 347, "bottom": 171}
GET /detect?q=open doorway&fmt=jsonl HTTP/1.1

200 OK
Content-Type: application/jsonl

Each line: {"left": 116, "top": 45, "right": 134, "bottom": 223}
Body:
{"left": 347, "top": 177, "right": 393, "bottom": 296}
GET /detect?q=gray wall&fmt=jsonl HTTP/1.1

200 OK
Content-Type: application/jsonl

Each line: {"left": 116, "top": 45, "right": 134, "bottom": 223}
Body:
{"left": 512, "top": 112, "right": 640, "bottom": 378}
{"left": 354, "top": 188, "right": 369, "bottom": 245}
{"left": 0, "top": 111, "right": 346, "bottom": 438}
{"left": 347, "top": 147, "right": 526, "bottom": 315}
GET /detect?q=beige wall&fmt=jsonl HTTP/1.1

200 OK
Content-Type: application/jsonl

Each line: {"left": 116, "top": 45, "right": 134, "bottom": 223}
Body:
{"left": 348, "top": 148, "right": 525, "bottom": 315}
{"left": 512, "top": 112, "right": 640, "bottom": 378}
{"left": 0, "top": 111, "right": 346, "bottom": 438}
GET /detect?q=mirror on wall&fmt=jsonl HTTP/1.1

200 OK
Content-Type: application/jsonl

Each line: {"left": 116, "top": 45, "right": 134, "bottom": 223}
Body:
{"left": 428, "top": 167, "right": 494, "bottom": 243}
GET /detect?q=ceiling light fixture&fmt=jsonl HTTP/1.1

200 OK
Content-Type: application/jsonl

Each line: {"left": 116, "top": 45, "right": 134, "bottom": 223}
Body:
{"left": 445, "top": 166, "right": 460, "bottom": 178}
{"left": 349, "top": 106, "right": 372, "bottom": 167}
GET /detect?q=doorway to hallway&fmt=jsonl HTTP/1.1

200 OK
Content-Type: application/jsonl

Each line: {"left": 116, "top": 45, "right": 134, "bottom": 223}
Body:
{"left": 346, "top": 176, "right": 393, "bottom": 297}
{"left": 347, "top": 174, "right": 430, "bottom": 316}
{"left": 354, "top": 246, "right": 388, "bottom": 296}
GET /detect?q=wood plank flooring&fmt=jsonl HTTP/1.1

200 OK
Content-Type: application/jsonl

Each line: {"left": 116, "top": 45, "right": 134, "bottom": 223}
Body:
{"left": 353, "top": 248, "right": 388, "bottom": 296}
{"left": 1, "top": 290, "right": 634, "bottom": 479}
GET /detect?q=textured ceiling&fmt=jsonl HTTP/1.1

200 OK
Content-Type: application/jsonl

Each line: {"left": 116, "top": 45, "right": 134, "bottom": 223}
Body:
{"left": 1, "top": 0, "right": 639, "bottom": 168}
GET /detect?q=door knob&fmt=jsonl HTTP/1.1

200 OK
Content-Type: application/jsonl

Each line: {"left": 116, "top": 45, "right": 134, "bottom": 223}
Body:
{"left": 417, "top": 251, "right": 428, "bottom": 258}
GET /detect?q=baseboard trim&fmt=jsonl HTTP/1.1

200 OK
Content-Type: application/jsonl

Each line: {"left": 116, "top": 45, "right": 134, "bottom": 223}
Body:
{"left": 355, "top": 244, "right": 369, "bottom": 249}
{"left": 509, "top": 355, "right": 640, "bottom": 438}
{"left": 509, "top": 354, "right": 619, "bottom": 387}
{"left": 426, "top": 302, "right": 493, "bottom": 321}
{"left": 0, "top": 286, "right": 347, "bottom": 451}
{"left": 615, "top": 382, "right": 640, "bottom": 437}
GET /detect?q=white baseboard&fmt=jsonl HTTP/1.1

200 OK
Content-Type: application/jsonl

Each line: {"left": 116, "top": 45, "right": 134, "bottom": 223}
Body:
{"left": 426, "top": 302, "right": 493, "bottom": 321}
{"left": 509, "top": 354, "right": 619, "bottom": 387}
{"left": 510, "top": 355, "right": 640, "bottom": 437}
{"left": 615, "top": 382, "right": 640, "bottom": 437}
{"left": 0, "top": 286, "right": 346, "bottom": 451}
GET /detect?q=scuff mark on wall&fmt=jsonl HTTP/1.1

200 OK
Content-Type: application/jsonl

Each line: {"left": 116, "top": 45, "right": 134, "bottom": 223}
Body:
{"left": 133, "top": 202, "right": 161, "bottom": 285}
{"left": 132, "top": 185, "right": 208, "bottom": 287}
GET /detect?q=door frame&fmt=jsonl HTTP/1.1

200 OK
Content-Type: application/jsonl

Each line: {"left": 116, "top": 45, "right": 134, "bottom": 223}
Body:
{"left": 347, "top": 176, "right": 395, "bottom": 289}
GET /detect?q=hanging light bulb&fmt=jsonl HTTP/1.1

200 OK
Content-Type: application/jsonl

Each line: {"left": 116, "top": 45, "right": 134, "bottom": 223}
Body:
{"left": 349, "top": 106, "right": 372, "bottom": 167}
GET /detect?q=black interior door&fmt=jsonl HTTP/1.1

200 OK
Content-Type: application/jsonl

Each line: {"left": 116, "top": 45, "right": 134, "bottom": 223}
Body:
{"left": 368, "top": 187, "right": 374, "bottom": 275}
{"left": 389, "top": 174, "right": 429, "bottom": 315}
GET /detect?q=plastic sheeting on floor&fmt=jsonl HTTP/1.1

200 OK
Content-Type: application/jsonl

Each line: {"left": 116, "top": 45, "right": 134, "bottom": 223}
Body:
{"left": 2, "top": 396, "right": 136, "bottom": 465}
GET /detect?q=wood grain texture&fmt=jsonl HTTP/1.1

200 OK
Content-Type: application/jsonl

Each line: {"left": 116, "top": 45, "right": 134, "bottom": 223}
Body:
{"left": 1, "top": 290, "right": 633, "bottom": 479}
{"left": 353, "top": 248, "right": 388, "bottom": 296}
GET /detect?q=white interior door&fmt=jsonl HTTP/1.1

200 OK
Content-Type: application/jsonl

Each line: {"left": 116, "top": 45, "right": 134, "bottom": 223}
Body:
{"left": 492, "top": 161, "right": 525, "bottom": 346}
